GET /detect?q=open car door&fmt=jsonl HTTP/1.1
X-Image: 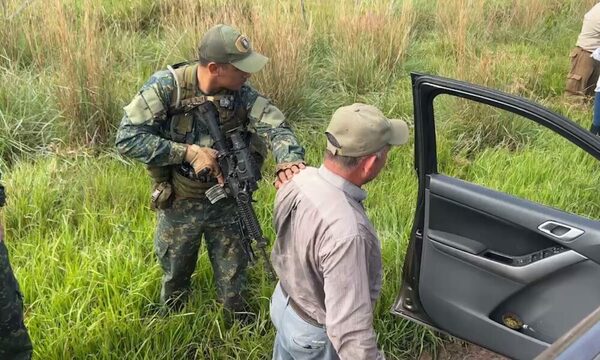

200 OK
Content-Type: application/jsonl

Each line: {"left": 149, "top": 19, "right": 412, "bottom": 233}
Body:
{"left": 393, "top": 74, "right": 600, "bottom": 360}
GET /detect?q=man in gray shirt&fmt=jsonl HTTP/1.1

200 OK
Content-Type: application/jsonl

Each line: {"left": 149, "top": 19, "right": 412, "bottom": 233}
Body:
{"left": 270, "top": 103, "right": 409, "bottom": 359}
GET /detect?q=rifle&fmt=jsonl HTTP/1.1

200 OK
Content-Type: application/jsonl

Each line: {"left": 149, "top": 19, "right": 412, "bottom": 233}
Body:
{"left": 196, "top": 102, "right": 277, "bottom": 281}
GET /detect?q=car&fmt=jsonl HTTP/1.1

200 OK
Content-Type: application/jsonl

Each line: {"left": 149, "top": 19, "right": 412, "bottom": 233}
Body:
{"left": 536, "top": 304, "right": 600, "bottom": 360}
{"left": 392, "top": 73, "right": 600, "bottom": 360}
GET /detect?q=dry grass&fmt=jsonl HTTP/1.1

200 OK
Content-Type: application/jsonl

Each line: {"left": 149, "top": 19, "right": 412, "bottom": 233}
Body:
{"left": 243, "top": 3, "right": 312, "bottom": 114}
{"left": 0, "top": 0, "right": 115, "bottom": 145}
{"left": 0, "top": 0, "right": 594, "bottom": 149}
{"left": 508, "top": 0, "right": 562, "bottom": 30}
{"left": 328, "top": 0, "right": 416, "bottom": 93}
{"left": 436, "top": 0, "right": 485, "bottom": 81}
{"left": 155, "top": 0, "right": 312, "bottom": 114}
{"left": 50, "top": 0, "right": 113, "bottom": 144}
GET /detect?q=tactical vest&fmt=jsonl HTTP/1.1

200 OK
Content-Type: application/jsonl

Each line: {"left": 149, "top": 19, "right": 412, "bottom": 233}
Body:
{"left": 147, "top": 62, "right": 267, "bottom": 199}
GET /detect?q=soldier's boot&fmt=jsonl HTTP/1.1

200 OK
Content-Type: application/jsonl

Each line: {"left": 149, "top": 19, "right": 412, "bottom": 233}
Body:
{"left": 591, "top": 124, "right": 600, "bottom": 135}
{"left": 160, "top": 288, "right": 190, "bottom": 314}
{"left": 221, "top": 294, "right": 255, "bottom": 327}
{"left": 158, "top": 257, "right": 198, "bottom": 313}
{"left": 156, "top": 251, "right": 199, "bottom": 313}
{"left": 214, "top": 269, "right": 255, "bottom": 327}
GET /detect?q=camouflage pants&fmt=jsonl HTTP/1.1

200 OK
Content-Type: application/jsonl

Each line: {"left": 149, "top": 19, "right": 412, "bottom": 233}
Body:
{"left": 0, "top": 241, "right": 32, "bottom": 360}
{"left": 154, "top": 196, "right": 248, "bottom": 312}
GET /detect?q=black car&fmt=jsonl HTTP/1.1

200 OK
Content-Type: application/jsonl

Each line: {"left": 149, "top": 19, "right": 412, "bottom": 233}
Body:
{"left": 393, "top": 74, "right": 600, "bottom": 360}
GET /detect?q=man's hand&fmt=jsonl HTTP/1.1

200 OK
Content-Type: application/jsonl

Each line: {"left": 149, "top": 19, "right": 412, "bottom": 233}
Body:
{"left": 184, "top": 145, "right": 224, "bottom": 184}
{"left": 274, "top": 161, "right": 306, "bottom": 190}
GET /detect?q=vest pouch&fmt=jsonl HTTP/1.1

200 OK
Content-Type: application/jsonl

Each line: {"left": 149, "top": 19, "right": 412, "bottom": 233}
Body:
{"left": 151, "top": 181, "right": 174, "bottom": 210}
{"left": 169, "top": 113, "right": 194, "bottom": 143}
{"left": 210, "top": 95, "right": 248, "bottom": 134}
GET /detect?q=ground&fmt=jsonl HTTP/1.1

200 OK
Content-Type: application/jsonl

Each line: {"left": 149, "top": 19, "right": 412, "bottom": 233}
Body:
{"left": 420, "top": 340, "right": 508, "bottom": 360}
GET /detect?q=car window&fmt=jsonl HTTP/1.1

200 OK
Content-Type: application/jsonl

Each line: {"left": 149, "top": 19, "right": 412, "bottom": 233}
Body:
{"left": 433, "top": 94, "right": 600, "bottom": 220}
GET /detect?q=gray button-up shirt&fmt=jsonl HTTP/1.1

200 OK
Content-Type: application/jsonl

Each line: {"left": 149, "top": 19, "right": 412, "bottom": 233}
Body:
{"left": 271, "top": 166, "right": 384, "bottom": 359}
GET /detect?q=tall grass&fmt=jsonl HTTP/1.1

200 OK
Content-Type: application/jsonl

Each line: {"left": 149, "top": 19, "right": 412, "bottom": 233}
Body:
{"left": 327, "top": 0, "right": 416, "bottom": 94}
{"left": 1, "top": 0, "right": 600, "bottom": 358}
{"left": 0, "top": 0, "right": 595, "bottom": 148}
{"left": 3, "top": 148, "right": 437, "bottom": 359}
{"left": 158, "top": 0, "right": 313, "bottom": 116}
{"left": 0, "top": 66, "right": 60, "bottom": 165}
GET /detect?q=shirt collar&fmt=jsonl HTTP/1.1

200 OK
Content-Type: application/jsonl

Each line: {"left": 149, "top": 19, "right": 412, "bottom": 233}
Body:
{"left": 318, "top": 165, "right": 367, "bottom": 203}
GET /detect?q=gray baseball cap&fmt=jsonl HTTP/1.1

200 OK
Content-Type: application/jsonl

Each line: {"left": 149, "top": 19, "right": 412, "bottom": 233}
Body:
{"left": 326, "top": 103, "right": 409, "bottom": 157}
{"left": 198, "top": 24, "right": 269, "bottom": 73}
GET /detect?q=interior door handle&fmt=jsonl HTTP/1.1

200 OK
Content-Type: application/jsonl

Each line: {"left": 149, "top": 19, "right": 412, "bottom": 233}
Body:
{"left": 538, "top": 221, "right": 584, "bottom": 242}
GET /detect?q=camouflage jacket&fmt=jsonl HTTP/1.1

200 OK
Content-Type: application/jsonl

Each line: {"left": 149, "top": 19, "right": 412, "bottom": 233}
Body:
{"left": 115, "top": 64, "right": 305, "bottom": 168}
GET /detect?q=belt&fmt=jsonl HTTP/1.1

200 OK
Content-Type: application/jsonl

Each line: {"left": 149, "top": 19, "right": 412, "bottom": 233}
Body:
{"left": 171, "top": 170, "right": 216, "bottom": 198}
{"left": 576, "top": 46, "right": 593, "bottom": 53}
{"left": 280, "top": 285, "right": 324, "bottom": 328}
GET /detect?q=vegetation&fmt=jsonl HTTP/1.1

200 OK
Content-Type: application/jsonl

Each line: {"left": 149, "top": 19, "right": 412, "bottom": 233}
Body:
{"left": 0, "top": 0, "right": 598, "bottom": 358}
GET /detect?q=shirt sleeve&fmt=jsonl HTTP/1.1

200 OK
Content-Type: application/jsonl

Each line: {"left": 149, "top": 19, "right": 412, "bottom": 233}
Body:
{"left": 243, "top": 86, "right": 305, "bottom": 164}
{"left": 115, "top": 70, "right": 187, "bottom": 166}
{"left": 320, "top": 234, "right": 385, "bottom": 360}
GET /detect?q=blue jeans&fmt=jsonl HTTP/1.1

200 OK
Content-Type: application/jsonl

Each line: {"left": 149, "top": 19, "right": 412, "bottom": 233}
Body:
{"left": 270, "top": 283, "right": 338, "bottom": 360}
{"left": 594, "top": 92, "right": 600, "bottom": 127}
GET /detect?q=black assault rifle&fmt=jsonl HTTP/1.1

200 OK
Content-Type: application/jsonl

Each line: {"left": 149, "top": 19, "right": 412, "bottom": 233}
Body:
{"left": 196, "top": 103, "right": 277, "bottom": 281}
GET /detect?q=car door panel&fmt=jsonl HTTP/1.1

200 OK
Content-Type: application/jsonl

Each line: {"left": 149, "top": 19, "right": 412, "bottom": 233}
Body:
{"left": 420, "top": 173, "right": 600, "bottom": 357}
{"left": 491, "top": 260, "right": 600, "bottom": 344}
{"left": 429, "top": 237, "right": 586, "bottom": 284}
{"left": 394, "top": 73, "right": 600, "bottom": 360}
{"left": 429, "top": 175, "right": 600, "bottom": 264}
{"left": 420, "top": 233, "right": 549, "bottom": 360}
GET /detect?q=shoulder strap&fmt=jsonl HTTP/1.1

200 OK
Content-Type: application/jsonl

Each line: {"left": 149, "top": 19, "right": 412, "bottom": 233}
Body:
{"left": 167, "top": 62, "right": 199, "bottom": 110}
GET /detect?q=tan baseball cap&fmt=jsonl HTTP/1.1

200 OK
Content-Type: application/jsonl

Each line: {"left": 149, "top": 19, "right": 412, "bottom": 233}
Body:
{"left": 198, "top": 24, "right": 269, "bottom": 73}
{"left": 326, "top": 103, "right": 409, "bottom": 157}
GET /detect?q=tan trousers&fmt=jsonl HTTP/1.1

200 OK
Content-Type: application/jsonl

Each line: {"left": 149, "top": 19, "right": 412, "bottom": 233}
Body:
{"left": 565, "top": 46, "right": 600, "bottom": 97}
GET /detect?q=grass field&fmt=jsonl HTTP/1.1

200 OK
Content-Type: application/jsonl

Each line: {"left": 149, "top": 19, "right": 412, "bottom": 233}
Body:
{"left": 1, "top": 0, "right": 599, "bottom": 358}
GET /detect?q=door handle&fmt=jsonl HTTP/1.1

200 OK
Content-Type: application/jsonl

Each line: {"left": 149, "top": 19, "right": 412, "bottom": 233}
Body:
{"left": 538, "top": 221, "right": 584, "bottom": 242}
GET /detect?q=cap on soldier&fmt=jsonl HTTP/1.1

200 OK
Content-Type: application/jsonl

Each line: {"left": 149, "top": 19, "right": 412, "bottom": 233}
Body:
{"left": 198, "top": 24, "right": 269, "bottom": 73}
{"left": 325, "top": 103, "right": 409, "bottom": 157}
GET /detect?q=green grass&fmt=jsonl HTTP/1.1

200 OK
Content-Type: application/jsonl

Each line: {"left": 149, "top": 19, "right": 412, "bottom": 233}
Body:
{"left": 1, "top": 0, "right": 600, "bottom": 358}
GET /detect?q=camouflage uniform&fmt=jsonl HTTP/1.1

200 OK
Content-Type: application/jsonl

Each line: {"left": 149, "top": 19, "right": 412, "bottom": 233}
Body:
{"left": 115, "top": 64, "right": 305, "bottom": 312}
{"left": 0, "top": 177, "right": 33, "bottom": 360}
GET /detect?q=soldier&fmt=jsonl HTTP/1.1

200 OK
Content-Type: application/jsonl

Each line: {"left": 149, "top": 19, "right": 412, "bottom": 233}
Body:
{"left": 0, "top": 174, "right": 33, "bottom": 359}
{"left": 115, "top": 24, "right": 305, "bottom": 318}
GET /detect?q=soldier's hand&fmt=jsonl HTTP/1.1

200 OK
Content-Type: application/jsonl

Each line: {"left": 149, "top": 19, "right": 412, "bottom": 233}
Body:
{"left": 274, "top": 161, "right": 306, "bottom": 190}
{"left": 184, "top": 145, "right": 224, "bottom": 185}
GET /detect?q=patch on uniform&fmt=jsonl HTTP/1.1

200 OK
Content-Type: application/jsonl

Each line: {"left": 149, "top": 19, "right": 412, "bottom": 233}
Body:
{"left": 249, "top": 96, "right": 269, "bottom": 121}
{"left": 235, "top": 35, "right": 251, "bottom": 53}
{"left": 123, "top": 86, "right": 165, "bottom": 125}
{"left": 260, "top": 104, "right": 285, "bottom": 127}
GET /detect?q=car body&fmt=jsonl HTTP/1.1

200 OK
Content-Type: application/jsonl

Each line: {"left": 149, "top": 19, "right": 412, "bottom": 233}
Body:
{"left": 393, "top": 74, "right": 600, "bottom": 360}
